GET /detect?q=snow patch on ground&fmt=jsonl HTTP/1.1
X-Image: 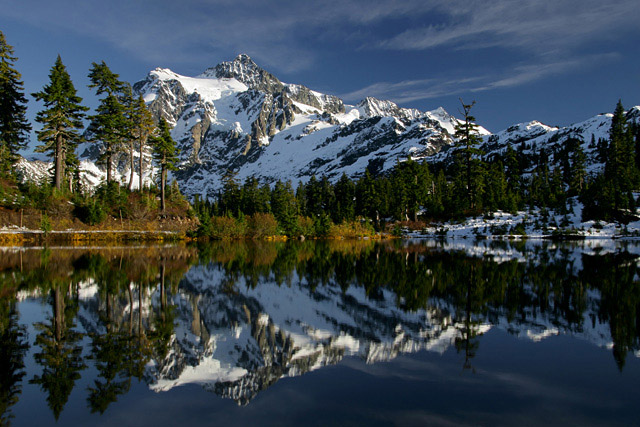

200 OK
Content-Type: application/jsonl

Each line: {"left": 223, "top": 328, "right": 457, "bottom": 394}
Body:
{"left": 409, "top": 198, "right": 640, "bottom": 241}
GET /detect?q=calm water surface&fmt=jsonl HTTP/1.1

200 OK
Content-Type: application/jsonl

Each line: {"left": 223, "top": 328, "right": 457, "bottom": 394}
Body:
{"left": 1, "top": 239, "right": 639, "bottom": 426}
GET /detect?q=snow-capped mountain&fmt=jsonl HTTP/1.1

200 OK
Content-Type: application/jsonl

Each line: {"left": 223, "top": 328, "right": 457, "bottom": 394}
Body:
{"left": 127, "top": 54, "right": 465, "bottom": 197}
{"left": 15, "top": 54, "right": 640, "bottom": 196}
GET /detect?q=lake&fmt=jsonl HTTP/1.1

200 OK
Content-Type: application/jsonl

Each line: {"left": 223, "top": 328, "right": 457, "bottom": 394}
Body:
{"left": 1, "top": 239, "right": 639, "bottom": 426}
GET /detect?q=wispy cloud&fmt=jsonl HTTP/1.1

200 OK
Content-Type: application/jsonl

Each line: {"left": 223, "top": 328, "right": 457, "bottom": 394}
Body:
{"left": 377, "top": 1, "right": 639, "bottom": 55}
{"left": 340, "top": 53, "right": 620, "bottom": 104}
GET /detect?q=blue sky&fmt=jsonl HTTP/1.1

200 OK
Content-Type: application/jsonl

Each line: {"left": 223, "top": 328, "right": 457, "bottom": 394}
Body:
{"left": 2, "top": 0, "right": 639, "bottom": 142}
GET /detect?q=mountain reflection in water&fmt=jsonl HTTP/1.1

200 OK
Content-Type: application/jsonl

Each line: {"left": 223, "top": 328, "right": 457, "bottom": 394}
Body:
{"left": 0, "top": 239, "right": 639, "bottom": 423}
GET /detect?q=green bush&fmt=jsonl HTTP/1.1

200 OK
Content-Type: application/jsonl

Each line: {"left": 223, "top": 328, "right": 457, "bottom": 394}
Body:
{"left": 247, "top": 213, "right": 279, "bottom": 238}
{"left": 94, "top": 181, "right": 129, "bottom": 218}
{"left": 511, "top": 222, "right": 527, "bottom": 236}
{"left": 74, "top": 200, "right": 107, "bottom": 225}
{"left": 313, "top": 212, "right": 332, "bottom": 237}
{"left": 126, "top": 191, "right": 159, "bottom": 220}
{"left": 328, "top": 218, "right": 376, "bottom": 238}
{"left": 16, "top": 180, "right": 54, "bottom": 210}
{"left": 208, "top": 215, "right": 247, "bottom": 239}
{"left": 297, "top": 216, "right": 315, "bottom": 237}
{"left": 40, "top": 213, "right": 52, "bottom": 234}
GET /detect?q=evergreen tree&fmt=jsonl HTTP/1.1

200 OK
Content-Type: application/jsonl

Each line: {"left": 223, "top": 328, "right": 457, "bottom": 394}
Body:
{"left": 0, "top": 31, "right": 31, "bottom": 174}
{"left": 391, "top": 158, "right": 431, "bottom": 221}
{"left": 32, "top": 55, "right": 88, "bottom": 191}
{"left": 504, "top": 145, "right": 522, "bottom": 212}
{"left": 123, "top": 93, "right": 154, "bottom": 191}
{"left": 305, "top": 175, "right": 322, "bottom": 217}
{"left": 87, "top": 61, "right": 127, "bottom": 183}
{"left": 483, "top": 162, "right": 508, "bottom": 212}
{"left": 270, "top": 180, "right": 298, "bottom": 235}
{"left": 453, "top": 99, "right": 484, "bottom": 211}
{"left": 604, "top": 100, "right": 635, "bottom": 212}
{"left": 356, "top": 169, "right": 380, "bottom": 224}
{"left": 426, "top": 169, "right": 448, "bottom": 217}
{"left": 220, "top": 170, "right": 241, "bottom": 216}
{"left": 241, "top": 176, "right": 271, "bottom": 214}
{"left": 295, "top": 180, "right": 307, "bottom": 216}
{"left": 568, "top": 138, "right": 587, "bottom": 196}
{"left": 151, "top": 118, "right": 179, "bottom": 212}
{"left": 633, "top": 121, "right": 640, "bottom": 172}
{"left": 240, "top": 176, "right": 261, "bottom": 215}
{"left": 319, "top": 176, "right": 336, "bottom": 216}
{"left": 333, "top": 173, "right": 356, "bottom": 222}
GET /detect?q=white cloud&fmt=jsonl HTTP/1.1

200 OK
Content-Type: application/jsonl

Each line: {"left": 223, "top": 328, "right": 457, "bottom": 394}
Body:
{"left": 340, "top": 53, "right": 620, "bottom": 104}
{"left": 377, "top": 1, "right": 640, "bottom": 55}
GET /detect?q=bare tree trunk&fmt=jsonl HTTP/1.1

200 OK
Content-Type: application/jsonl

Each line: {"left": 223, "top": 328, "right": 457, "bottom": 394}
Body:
{"left": 106, "top": 152, "right": 112, "bottom": 184}
{"left": 161, "top": 166, "right": 166, "bottom": 212}
{"left": 139, "top": 138, "right": 144, "bottom": 191}
{"left": 55, "top": 133, "right": 64, "bottom": 190}
{"left": 128, "top": 141, "right": 135, "bottom": 191}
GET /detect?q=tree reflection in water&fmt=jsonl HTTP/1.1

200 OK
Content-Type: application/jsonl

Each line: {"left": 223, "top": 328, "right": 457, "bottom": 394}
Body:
{"left": 0, "top": 239, "right": 638, "bottom": 417}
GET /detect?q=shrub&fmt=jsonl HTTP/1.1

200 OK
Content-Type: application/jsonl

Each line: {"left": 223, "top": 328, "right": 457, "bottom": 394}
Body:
{"left": 247, "top": 213, "right": 278, "bottom": 238}
{"left": 93, "top": 181, "right": 129, "bottom": 218}
{"left": 511, "top": 222, "right": 527, "bottom": 236}
{"left": 328, "top": 218, "right": 376, "bottom": 238}
{"left": 16, "top": 180, "right": 54, "bottom": 210}
{"left": 297, "top": 216, "right": 315, "bottom": 237}
{"left": 40, "top": 213, "right": 52, "bottom": 234}
{"left": 74, "top": 199, "right": 107, "bottom": 225}
{"left": 126, "top": 191, "right": 159, "bottom": 220}
{"left": 313, "top": 212, "right": 332, "bottom": 237}
{"left": 208, "top": 215, "right": 247, "bottom": 239}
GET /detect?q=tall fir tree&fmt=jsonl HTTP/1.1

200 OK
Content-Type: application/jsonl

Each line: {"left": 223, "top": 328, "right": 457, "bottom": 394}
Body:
{"left": 333, "top": 173, "right": 356, "bottom": 222}
{"left": 604, "top": 100, "right": 635, "bottom": 211}
{"left": 355, "top": 169, "right": 380, "bottom": 224}
{"left": 32, "top": 55, "right": 88, "bottom": 191}
{"left": 151, "top": 118, "right": 179, "bottom": 212}
{"left": 0, "top": 31, "right": 31, "bottom": 175}
{"left": 270, "top": 180, "right": 298, "bottom": 235}
{"left": 131, "top": 95, "right": 154, "bottom": 191}
{"left": 568, "top": 138, "right": 587, "bottom": 196}
{"left": 453, "top": 99, "right": 484, "bottom": 211}
{"left": 220, "top": 169, "right": 241, "bottom": 216}
{"left": 87, "top": 61, "right": 127, "bottom": 183}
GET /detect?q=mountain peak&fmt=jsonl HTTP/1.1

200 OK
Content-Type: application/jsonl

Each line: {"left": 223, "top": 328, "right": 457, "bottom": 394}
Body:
{"left": 233, "top": 53, "right": 255, "bottom": 65}
{"left": 357, "top": 97, "right": 401, "bottom": 117}
{"left": 356, "top": 96, "right": 425, "bottom": 122}
{"left": 198, "top": 54, "right": 284, "bottom": 93}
